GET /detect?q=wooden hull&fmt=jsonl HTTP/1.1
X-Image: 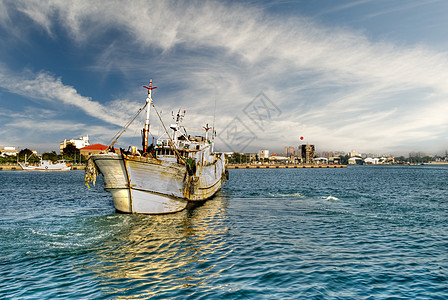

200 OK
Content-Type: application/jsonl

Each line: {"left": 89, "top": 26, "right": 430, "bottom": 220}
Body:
{"left": 91, "top": 153, "right": 226, "bottom": 214}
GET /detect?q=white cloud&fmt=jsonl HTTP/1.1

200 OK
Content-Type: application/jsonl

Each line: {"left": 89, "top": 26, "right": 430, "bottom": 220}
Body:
{"left": 0, "top": 68, "right": 142, "bottom": 127}
{"left": 1, "top": 0, "right": 448, "bottom": 154}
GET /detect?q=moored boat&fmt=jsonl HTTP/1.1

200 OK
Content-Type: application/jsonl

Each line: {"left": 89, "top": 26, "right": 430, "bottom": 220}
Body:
{"left": 85, "top": 80, "right": 228, "bottom": 214}
{"left": 19, "top": 160, "right": 71, "bottom": 171}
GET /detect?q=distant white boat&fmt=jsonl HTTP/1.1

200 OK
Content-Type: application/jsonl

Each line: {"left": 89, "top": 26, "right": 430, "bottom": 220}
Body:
{"left": 85, "top": 79, "right": 228, "bottom": 214}
{"left": 19, "top": 160, "right": 71, "bottom": 171}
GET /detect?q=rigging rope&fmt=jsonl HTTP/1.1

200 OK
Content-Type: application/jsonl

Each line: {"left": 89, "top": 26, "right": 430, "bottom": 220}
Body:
{"left": 150, "top": 101, "right": 186, "bottom": 165}
{"left": 107, "top": 102, "right": 148, "bottom": 149}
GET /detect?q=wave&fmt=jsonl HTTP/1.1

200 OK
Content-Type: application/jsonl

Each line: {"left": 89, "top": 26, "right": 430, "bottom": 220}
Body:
{"left": 268, "top": 192, "right": 305, "bottom": 198}
{"left": 323, "top": 195, "right": 340, "bottom": 201}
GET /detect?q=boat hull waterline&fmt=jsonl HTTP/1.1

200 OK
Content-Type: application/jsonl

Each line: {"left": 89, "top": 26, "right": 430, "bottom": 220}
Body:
{"left": 91, "top": 152, "right": 226, "bottom": 214}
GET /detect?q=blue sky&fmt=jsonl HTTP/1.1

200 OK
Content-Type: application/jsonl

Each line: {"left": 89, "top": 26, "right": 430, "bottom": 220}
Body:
{"left": 1, "top": 0, "right": 447, "bottom": 155}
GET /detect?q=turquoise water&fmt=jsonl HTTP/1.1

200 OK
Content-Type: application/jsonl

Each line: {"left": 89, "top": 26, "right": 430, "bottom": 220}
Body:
{"left": 0, "top": 166, "right": 447, "bottom": 299}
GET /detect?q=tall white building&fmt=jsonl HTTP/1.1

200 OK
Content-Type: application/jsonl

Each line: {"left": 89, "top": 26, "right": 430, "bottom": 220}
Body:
{"left": 60, "top": 136, "right": 90, "bottom": 154}
{"left": 258, "top": 149, "right": 269, "bottom": 159}
{"left": 350, "top": 149, "right": 359, "bottom": 157}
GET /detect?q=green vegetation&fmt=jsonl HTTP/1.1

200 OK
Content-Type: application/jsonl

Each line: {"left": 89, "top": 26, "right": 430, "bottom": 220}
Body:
{"left": 338, "top": 154, "right": 350, "bottom": 165}
{"left": 61, "top": 144, "right": 78, "bottom": 162}
{"left": 185, "top": 158, "right": 196, "bottom": 175}
{"left": 407, "top": 155, "right": 434, "bottom": 164}
{"left": 0, "top": 154, "right": 17, "bottom": 164}
{"left": 60, "top": 144, "right": 87, "bottom": 163}
{"left": 42, "top": 151, "right": 59, "bottom": 161}
{"left": 227, "top": 153, "right": 266, "bottom": 164}
{"left": 18, "top": 149, "right": 39, "bottom": 163}
{"left": 0, "top": 144, "right": 88, "bottom": 165}
{"left": 226, "top": 152, "right": 447, "bottom": 165}
{"left": 227, "top": 153, "right": 248, "bottom": 164}
{"left": 227, "top": 153, "right": 243, "bottom": 164}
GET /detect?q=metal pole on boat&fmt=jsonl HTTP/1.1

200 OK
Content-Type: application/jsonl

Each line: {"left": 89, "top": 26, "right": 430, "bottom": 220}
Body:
{"left": 143, "top": 79, "right": 157, "bottom": 153}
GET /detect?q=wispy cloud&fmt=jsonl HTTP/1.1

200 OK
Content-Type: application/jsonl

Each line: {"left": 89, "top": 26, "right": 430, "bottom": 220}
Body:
{"left": 1, "top": 0, "right": 447, "bottom": 154}
{"left": 313, "top": 0, "right": 372, "bottom": 17}
{"left": 363, "top": 1, "right": 441, "bottom": 19}
{"left": 0, "top": 68, "right": 142, "bottom": 127}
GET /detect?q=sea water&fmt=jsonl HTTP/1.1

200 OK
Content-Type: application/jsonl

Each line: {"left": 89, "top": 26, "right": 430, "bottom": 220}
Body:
{"left": 0, "top": 166, "right": 447, "bottom": 299}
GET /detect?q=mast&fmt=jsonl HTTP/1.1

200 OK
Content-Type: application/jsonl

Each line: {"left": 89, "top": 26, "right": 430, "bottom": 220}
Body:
{"left": 143, "top": 79, "right": 157, "bottom": 152}
{"left": 211, "top": 93, "right": 216, "bottom": 153}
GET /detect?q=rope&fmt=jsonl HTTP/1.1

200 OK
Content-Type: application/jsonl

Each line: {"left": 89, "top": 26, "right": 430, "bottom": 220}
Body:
{"left": 150, "top": 101, "right": 186, "bottom": 165}
{"left": 107, "top": 102, "right": 148, "bottom": 149}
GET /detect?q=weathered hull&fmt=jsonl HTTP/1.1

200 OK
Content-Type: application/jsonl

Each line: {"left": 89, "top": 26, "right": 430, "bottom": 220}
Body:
{"left": 91, "top": 154, "right": 132, "bottom": 213}
{"left": 91, "top": 153, "right": 226, "bottom": 214}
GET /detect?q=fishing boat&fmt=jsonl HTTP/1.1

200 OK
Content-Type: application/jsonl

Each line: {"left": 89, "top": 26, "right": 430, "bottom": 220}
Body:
{"left": 85, "top": 80, "right": 228, "bottom": 214}
{"left": 19, "top": 160, "right": 71, "bottom": 171}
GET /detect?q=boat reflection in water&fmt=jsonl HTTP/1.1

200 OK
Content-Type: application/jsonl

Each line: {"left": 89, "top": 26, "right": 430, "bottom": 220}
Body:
{"left": 81, "top": 193, "right": 231, "bottom": 298}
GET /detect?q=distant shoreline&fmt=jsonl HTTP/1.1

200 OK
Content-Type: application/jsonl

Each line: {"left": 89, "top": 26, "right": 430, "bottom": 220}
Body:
{"left": 1, "top": 162, "right": 446, "bottom": 171}
{"left": 228, "top": 164, "right": 346, "bottom": 169}
{"left": 0, "top": 164, "right": 86, "bottom": 171}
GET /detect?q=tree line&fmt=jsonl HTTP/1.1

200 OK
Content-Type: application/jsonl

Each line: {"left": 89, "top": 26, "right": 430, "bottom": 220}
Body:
{"left": 0, "top": 144, "right": 87, "bottom": 164}
{"left": 226, "top": 152, "right": 447, "bottom": 165}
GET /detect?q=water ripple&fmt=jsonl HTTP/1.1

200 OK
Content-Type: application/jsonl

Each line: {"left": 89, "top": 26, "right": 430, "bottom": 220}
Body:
{"left": 1, "top": 167, "right": 448, "bottom": 298}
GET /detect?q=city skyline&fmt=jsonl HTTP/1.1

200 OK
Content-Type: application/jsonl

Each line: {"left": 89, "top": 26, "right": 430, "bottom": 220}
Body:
{"left": 1, "top": 1, "right": 448, "bottom": 156}
{"left": 2, "top": 139, "right": 444, "bottom": 161}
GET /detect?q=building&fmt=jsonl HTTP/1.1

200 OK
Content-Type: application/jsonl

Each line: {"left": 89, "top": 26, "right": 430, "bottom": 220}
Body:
{"left": 334, "top": 151, "right": 345, "bottom": 157}
{"left": 258, "top": 149, "right": 269, "bottom": 160}
{"left": 329, "top": 156, "right": 341, "bottom": 164}
{"left": 269, "top": 155, "right": 289, "bottom": 163}
{"left": 300, "top": 144, "right": 315, "bottom": 164}
{"left": 350, "top": 150, "right": 359, "bottom": 157}
{"left": 348, "top": 157, "right": 363, "bottom": 165}
{"left": 245, "top": 153, "right": 257, "bottom": 162}
{"left": 409, "top": 151, "right": 426, "bottom": 158}
{"left": 284, "top": 146, "right": 297, "bottom": 156}
{"left": 0, "top": 146, "right": 18, "bottom": 156}
{"left": 60, "top": 136, "right": 90, "bottom": 154}
{"left": 322, "top": 151, "right": 334, "bottom": 159}
{"left": 80, "top": 144, "right": 111, "bottom": 157}
{"left": 364, "top": 157, "right": 379, "bottom": 164}
{"left": 315, "top": 157, "right": 328, "bottom": 164}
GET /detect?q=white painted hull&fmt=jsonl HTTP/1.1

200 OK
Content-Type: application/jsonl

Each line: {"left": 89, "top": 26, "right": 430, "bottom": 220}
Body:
{"left": 91, "top": 152, "right": 226, "bottom": 214}
{"left": 18, "top": 161, "right": 71, "bottom": 171}
{"left": 124, "top": 154, "right": 225, "bottom": 201}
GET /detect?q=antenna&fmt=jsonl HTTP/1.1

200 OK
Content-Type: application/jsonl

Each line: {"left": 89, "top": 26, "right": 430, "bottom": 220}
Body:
{"left": 211, "top": 89, "right": 217, "bottom": 152}
{"left": 142, "top": 79, "right": 157, "bottom": 152}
